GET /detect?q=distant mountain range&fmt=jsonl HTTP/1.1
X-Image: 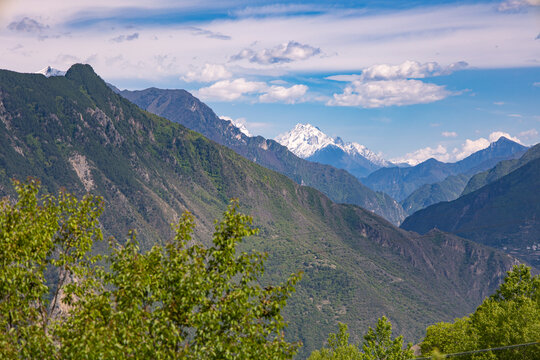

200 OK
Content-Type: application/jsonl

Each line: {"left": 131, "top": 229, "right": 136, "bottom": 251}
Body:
{"left": 401, "top": 143, "right": 540, "bottom": 267}
{"left": 362, "top": 137, "right": 527, "bottom": 201}
{"left": 0, "top": 65, "right": 521, "bottom": 358}
{"left": 275, "top": 123, "right": 390, "bottom": 177}
{"left": 120, "top": 88, "right": 406, "bottom": 225}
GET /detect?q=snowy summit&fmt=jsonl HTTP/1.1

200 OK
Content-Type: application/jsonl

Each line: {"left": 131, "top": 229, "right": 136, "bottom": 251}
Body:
{"left": 275, "top": 123, "right": 390, "bottom": 166}
{"left": 220, "top": 116, "right": 252, "bottom": 137}
{"left": 36, "top": 66, "right": 66, "bottom": 77}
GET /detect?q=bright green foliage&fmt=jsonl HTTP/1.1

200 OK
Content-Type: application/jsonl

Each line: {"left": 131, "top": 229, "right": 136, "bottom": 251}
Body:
{"left": 420, "top": 265, "right": 540, "bottom": 360}
{"left": 0, "top": 181, "right": 301, "bottom": 359}
{"left": 307, "top": 317, "right": 413, "bottom": 360}
{"left": 307, "top": 323, "right": 362, "bottom": 359}
{"left": 360, "top": 316, "right": 413, "bottom": 360}
{"left": 57, "top": 201, "right": 301, "bottom": 359}
{"left": 420, "top": 317, "right": 482, "bottom": 358}
{"left": 0, "top": 179, "right": 103, "bottom": 359}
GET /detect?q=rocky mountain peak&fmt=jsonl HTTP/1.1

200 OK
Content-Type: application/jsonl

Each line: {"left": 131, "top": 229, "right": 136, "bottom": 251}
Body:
{"left": 275, "top": 123, "right": 390, "bottom": 167}
{"left": 36, "top": 66, "right": 66, "bottom": 77}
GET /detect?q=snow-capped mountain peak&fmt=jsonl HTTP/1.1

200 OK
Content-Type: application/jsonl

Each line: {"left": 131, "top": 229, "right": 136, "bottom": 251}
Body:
{"left": 36, "top": 66, "right": 66, "bottom": 77}
{"left": 220, "top": 116, "right": 252, "bottom": 137}
{"left": 275, "top": 123, "right": 390, "bottom": 167}
{"left": 274, "top": 123, "right": 335, "bottom": 158}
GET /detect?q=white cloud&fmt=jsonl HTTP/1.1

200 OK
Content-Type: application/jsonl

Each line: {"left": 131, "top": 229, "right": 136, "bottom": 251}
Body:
{"left": 442, "top": 131, "right": 458, "bottom": 137}
{"left": 534, "top": 82, "right": 540, "bottom": 87}
{"left": 488, "top": 131, "right": 522, "bottom": 143}
{"left": 325, "top": 74, "right": 363, "bottom": 82}
{"left": 259, "top": 84, "right": 308, "bottom": 103}
{"left": 453, "top": 131, "right": 523, "bottom": 160}
{"left": 326, "top": 60, "right": 463, "bottom": 108}
{"left": 327, "top": 61, "right": 467, "bottom": 83}
{"left": 493, "top": 101, "right": 505, "bottom": 105}
{"left": 454, "top": 138, "right": 491, "bottom": 160}
{"left": 196, "top": 78, "right": 267, "bottom": 101}
{"left": 396, "top": 131, "right": 525, "bottom": 164}
{"left": 2, "top": 3, "right": 539, "bottom": 80}
{"left": 231, "top": 41, "right": 321, "bottom": 65}
{"left": 519, "top": 128, "right": 538, "bottom": 140}
{"left": 359, "top": 60, "right": 467, "bottom": 81}
{"left": 508, "top": 113, "right": 523, "bottom": 118}
{"left": 391, "top": 144, "right": 451, "bottom": 165}
{"left": 182, "top": 64, "right": 232, "bottom": 83}
{"left": 498, "top": 0, "right": 540, "bottom": 12}
{"left": 197, "top": 78, "right": 308, "bottom": 103}
{"left": 328, "top": 79, "right": 451, "bottom": 108}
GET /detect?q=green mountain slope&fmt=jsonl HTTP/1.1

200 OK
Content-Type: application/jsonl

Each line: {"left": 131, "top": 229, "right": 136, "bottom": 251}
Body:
{"left": 120, "top": 88, "right": 405, "bottom": 225}
{"left": 362, "top": 138, "right": 527, "bottom": 201}
{"left": 401, "top": 156, "right": 540, "bottom": 267}
{"left": 401, "top": 174, "right": 470, "bottom": 215}
{"left": 0, "top": 65, "right": 520, "bottom": 358}
{"left": 462, "top": 143, "right": 540, "bottom": 195}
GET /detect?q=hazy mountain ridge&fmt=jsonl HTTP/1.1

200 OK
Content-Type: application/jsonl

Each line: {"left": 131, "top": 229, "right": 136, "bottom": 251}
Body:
{"left": 401, "top": 173, "right": 471, "bottom": 215}
{"left": 120, "top": 88, "right": 406, "bottom": 225}
{"left": 0, "top": 64, "right": 521, "bottom": 358}
{"left": 401, "top": 145, "right": 540, "bottom": 267}
{"left": 462, "top": 142, "right": 540, "bottom": 195}
{"left": 362, "top": 137, "right": 527, "bottom": 201}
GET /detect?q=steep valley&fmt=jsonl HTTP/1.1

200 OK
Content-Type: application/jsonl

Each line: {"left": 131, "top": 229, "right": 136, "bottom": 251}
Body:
{"left": 0, "top": 65, "right": 522, "bottom": 358}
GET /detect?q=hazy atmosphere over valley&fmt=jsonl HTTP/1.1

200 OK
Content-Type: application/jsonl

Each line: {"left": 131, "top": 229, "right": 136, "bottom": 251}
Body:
{"left": 1, "top": 0, "right": 539, "bottom": 359}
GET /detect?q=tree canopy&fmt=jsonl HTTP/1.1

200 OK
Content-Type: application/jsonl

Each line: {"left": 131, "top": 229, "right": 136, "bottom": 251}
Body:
{"left": 420, "top": 264, "right": 540, "bottom": 360}
{"left": 307, "top": 317, "right": 413, "bottom": 360}
{"left": 0, "top": 179, "right": 301, "bottom": 359}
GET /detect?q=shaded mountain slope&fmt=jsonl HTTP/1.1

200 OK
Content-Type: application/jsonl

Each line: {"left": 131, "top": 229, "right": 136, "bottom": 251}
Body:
{"left": 462, "top": 143, "right": 540, "bottom": 195}
{"left": 0, "top": 65, "right": 520, "bottom": 358}
{"left": 120, "top": 88, "right": 405, "bottom": 225}
{"left": 401, "top": 156, "right": 540, "bottom": 267}
{"left": 401, "top": 174, "right": 470, "bottom": 215}
{"left": 362, "top": 138, "right": 527, "bottom": 201}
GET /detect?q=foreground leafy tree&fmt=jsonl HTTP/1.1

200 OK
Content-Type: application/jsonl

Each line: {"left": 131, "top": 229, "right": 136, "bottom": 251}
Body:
{"left": 0, "top": 179, "right": 103, "bottom": 359}
{"left": 361, "top": 317, "right": 413, "bottom": 360}
{"left": 0, "top": 180, "right": 301, "bottom": 359}
{"left": 421, "top": 265, "right": 540, "bottom": 359}
{"left": 307, "top": 317, "right": 413, "bottom": 360}
{"left": 307, "top": 323, "right": 362, "bottom": 359}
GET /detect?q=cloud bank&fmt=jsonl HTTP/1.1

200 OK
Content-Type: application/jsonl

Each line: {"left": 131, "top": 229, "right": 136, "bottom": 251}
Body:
{"left": 231, "top": 41, "right": 321, "bottom": 65}
{"left": 327, "top": 61, "right": 464, "bottom": 108}
{"left": 196, "top": 78, "right": 308, "bottom": 104}
{"left": 182, "top": 64, "right": 232, "bottom": 83}
{"left": 328, "top": 79, "right": 451, "bottom": 108}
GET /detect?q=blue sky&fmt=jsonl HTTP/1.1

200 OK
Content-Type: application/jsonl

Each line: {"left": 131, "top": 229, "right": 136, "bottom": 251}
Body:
{"left": 1, "top": 0, "right": 539, "bottom": 163}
